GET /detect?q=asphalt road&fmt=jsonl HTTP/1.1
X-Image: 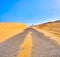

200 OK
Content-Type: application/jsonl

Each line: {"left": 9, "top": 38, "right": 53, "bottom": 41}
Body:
{"left": 0, "top": 28, "right": 60, "bottom": 57}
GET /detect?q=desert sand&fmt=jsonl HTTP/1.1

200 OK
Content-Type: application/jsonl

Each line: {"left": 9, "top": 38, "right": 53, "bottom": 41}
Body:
{"left": 33, "top": 20, "right": 60, "bottom": 44}
{"left": 0, "top": 22, "right": 60, "bottom": 57}
{"left": 0, "top": 22, "right": 28, "bottom": 43}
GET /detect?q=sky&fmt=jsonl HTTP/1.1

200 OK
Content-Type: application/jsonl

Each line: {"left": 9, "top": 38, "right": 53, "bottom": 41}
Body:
{"left": 0, "top": 0, "right": 60, "bottom": 25}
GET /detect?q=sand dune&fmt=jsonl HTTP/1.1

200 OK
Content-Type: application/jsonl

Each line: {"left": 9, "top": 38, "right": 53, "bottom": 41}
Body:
{"left": 0, "top": 22, "right": 28, "bottom": 43}
{"left": 33, "top": 20, "right": 60, "bottom": 44}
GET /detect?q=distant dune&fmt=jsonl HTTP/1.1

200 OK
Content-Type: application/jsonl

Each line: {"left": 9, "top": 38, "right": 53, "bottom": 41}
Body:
{"left": 0, "top": 22, "right": 28, "bottom": 43}
{"left": 33, "top": 20, "right": 60, "bottom": 44}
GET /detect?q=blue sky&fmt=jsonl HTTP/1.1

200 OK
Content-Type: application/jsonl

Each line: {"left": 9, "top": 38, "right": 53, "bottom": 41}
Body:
{"left": 0, "top": 0, "right": 60, "bottom": 25}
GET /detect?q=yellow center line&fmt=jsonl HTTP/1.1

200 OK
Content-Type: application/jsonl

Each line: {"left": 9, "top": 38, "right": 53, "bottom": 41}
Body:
{"left": 17, "top": 32, "right": 32, "bottom": 57}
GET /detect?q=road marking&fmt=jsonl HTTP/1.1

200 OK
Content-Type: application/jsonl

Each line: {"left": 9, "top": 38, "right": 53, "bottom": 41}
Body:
{"left": 17, "top": 32, "right": 32, "bottom": 57}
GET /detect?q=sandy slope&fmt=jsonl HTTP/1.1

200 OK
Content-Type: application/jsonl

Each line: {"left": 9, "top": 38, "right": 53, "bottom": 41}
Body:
{"left": 0, "top": 22, "right": 28, "bottom": 43}
{"left": 33, "top": 20, "right": 60, "bottom": 44}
